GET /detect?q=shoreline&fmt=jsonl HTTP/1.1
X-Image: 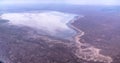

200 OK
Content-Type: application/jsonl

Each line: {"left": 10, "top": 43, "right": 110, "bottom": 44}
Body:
{"left": 66, "top": 16, "right": 84, "bottom": 40}
{"left": 67, "top": 15, "right": 113, "bottom": 63}
{"left": 0, "top": 11, "right": 113, "bottom": 63}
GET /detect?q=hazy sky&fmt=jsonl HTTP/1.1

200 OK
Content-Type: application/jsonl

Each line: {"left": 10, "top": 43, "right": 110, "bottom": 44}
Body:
{"left": 0, "top": 0, "right": 120, "bottom": 5}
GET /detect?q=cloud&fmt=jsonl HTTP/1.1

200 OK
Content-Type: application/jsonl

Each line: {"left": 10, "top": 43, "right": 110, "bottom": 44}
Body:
{"left": 1, "top": 11, "right": 76, "bottom": 38}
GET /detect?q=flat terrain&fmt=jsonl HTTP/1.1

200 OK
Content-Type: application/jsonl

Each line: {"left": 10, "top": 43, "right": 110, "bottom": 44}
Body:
{"left": 72, "top": 10, "right": 120, "bottom": 63}
{"left": 0, "top": 19, "right": 105, "bottom": 63}
{"left": 0, "top": 5, "right": 120, "bottom": 63}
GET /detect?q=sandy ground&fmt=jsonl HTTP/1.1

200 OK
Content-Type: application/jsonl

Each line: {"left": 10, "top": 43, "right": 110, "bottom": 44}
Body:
{"left": 69, "top": 17, "right": 113, "bottom": 63}
{"left": 0, "top": 11, "right": 113, "bottom": 63}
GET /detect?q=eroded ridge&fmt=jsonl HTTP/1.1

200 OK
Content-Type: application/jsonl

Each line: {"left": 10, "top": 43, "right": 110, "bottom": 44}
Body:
{"left": 70, "top": 18, "right": 113, "bottom": 63}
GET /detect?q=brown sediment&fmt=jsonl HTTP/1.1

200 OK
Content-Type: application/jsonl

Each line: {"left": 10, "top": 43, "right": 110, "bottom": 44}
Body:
{"left": 68, "top": 16, "right": 113, "bottom": 63}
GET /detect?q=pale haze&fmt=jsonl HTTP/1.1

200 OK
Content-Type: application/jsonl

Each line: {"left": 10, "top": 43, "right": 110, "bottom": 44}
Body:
{"left": 1, "top": 11, "right": 77, "bottom": 38}
{"left": 0, "top": 0, "right": 120, "bottom": 5}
